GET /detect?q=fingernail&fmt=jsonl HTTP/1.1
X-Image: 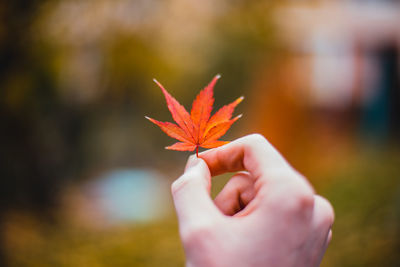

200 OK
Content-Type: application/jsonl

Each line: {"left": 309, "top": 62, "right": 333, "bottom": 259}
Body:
{"left": 185, "top": 156, "right": 201, "bottom": 172}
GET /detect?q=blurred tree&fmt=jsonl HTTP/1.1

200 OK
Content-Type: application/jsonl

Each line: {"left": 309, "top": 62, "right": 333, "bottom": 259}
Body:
{"left": 0, "top": 0, "right": 86, "bottom": 264}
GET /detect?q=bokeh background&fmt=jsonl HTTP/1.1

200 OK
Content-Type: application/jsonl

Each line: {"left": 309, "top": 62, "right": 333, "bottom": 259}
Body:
{"left": 1, "top": 0, "right": 400, "bottom": 266}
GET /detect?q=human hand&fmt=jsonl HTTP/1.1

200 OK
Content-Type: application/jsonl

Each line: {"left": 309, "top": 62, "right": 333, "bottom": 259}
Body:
{"left": 171, "top": 134, "right": 334, "bottom": 267}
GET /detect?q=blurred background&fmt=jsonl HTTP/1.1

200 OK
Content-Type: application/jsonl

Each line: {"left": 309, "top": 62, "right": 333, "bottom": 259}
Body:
{"left": 0, "top": 0, "right": 399, "bottom": 266}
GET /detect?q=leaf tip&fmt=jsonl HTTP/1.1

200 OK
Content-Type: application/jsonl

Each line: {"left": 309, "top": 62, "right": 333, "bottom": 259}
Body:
{"left": 153, "top": 78, "right": 163, "bottom": 88}
{"left": 145, "top": 116, "right": 155, "bottom": 123}
{"left": 215, "top": 74, "right": 221, "bottom": 80}
{"left": 153, "top": 78, "right": 168, "bottom": 94}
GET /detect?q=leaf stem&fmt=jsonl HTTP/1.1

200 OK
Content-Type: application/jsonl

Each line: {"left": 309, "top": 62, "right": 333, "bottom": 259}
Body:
{"left": 196, "top": 145, "right": 199, "bottom": 157}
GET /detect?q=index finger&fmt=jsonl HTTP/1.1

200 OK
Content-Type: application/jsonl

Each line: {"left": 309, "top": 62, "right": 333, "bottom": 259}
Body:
{"left": 199, "top": 134, "right": 293, "bottom": 178}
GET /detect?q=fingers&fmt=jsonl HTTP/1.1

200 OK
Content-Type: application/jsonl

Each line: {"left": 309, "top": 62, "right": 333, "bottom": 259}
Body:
{"left": 171, "top": 156, "right": 222, "bottom": 229}
{"left": 200, "top": 134, "right": 315, "bottom": 218}
{"left": 214, "top": 172, "right": 256, "bottom": 216}
{"left": 311, "top": 195, "right": 335, "bottom": 266}
{"left": 199, "top": 134, "right": 291, "bottom": 177}
{"left": 326, "top": 229, "right": 333, "bottom": 244}
{"left": 312, "top": 195, "right": 334, "bottom": 235}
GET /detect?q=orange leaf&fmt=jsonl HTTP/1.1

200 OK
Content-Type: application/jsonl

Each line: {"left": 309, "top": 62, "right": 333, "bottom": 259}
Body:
{"left": 145, "top": 117, "right": 193, "bottom": 144}
{"left": 204, "top": 96, "right": 244, "bottom": 138}
{"left": 201, "top": 140, "right": 229, "bottom": 149}
{"left": 153, "top": 79, "right": 196, "bottom": 141}
{"left": 203, "top": 115, "right": 242, "bottom": 143}
{"left": 166, "top": 142, "right": 197, "bottom": 151}
{"left": 191, "top": 75, "right": 219, "bottom": 143}
{"left": 147, "top": 75, "right": 243, "bottom": 156}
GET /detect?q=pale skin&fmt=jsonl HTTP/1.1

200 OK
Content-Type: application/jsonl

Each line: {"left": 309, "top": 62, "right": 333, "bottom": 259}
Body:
{"left": 171, "top": 134, "right": 334, "bottom": 267}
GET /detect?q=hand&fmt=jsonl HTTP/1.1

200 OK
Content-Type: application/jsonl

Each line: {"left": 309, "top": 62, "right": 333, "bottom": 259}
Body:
{"left": 171, "top": 134, "right": 334, "bottom": 267}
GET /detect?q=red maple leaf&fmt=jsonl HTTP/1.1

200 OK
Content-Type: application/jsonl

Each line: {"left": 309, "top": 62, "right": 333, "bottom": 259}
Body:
{"left": 146, "top": 75, "right": 243, "bottom": 157}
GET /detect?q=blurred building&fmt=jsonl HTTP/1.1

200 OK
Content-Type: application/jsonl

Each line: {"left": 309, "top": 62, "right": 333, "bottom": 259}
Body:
{"left": 274, "top": 1, "right": 400, "bottom": 139}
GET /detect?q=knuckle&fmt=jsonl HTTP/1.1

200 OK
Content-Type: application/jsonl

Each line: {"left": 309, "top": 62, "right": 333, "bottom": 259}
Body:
{"left": 246, "top": 133, "right": 268, "bottom": 146}
{"left": 274, "top": 180, "right": 315, "bottom": 214}
{"left": 171, "top": 174, "right": 192, "bottom": 195}
{"left": 241, "top": 134, "right": 272, "bottom": 157}
{"left": 296, "top": 188, "right": 315, "bottom": 211}
{"left": 231, "top": 171, "right": 250, "bottom": 183}
{"left": 290, "top": 194, "right": 314, "bottom": 214}
{"left": 180, "top": 222, "right": 214, "bottom": 246}
{"left": 295, "top": 179, "right": 315, "bottom": 198}
{"left": 315, "top": 196, "right": 335, "bottom": 225}
{"left": 268, "top": 168, "right": 314, "bottom": 190}
{"left": 292, "top": 181, "right": 315, "bottom": 208}
{"left": 267, "top": 168, "right": 301, "bottom": 181}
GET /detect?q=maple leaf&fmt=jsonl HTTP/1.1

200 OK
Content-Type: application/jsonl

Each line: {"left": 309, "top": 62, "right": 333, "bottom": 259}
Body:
{"left": 146, "top": 75, "right": 243, "bottom": 157}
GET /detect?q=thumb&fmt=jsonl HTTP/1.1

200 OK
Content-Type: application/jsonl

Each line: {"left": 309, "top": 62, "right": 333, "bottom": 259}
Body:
{"left": 171, "top": 156, "right": 221, "bottom": 227}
